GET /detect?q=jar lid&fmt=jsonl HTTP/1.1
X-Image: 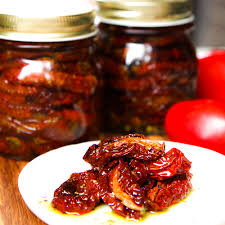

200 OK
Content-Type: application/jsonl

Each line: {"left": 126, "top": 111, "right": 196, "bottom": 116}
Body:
{"left": 97, "top": 0, "right": 194, "bottom": 27}
{"left": 0, "top": 0, "right": 97, "bottom": 42}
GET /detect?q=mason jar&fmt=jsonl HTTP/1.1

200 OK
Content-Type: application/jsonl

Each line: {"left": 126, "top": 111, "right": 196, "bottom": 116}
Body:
{"left": 96, "top": 0, "right": 197, "bottom": 134}
{"left": 0, "top": 1, "right": 101, "bottom": 159}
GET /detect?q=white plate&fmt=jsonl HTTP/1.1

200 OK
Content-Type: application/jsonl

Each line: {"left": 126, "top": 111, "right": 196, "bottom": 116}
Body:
{"left": 18, "top": 141, "right": 225, "bottom": 225}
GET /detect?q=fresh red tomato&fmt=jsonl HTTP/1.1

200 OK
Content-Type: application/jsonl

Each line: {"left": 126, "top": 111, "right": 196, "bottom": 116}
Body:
{"left": 165, "top": 99, "right": 225, "bottom": 155}
{"left": 196, "top": 51, "right": 225, "bottom": 102}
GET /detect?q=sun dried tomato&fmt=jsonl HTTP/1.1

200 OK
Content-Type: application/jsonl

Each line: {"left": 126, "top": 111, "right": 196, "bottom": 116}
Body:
{"left": 83, "top": 134, "right": 165, "bottom": 168}
{"left": 0, "top": 78, "right": 42, "bottom": 95}
{"left": 2, "top": 70, "right": 97, "bottom": 96}
{"left": 144, "top": 173, "right": 192, "bottom": 211}
{"left": 52, "top": 169, "right": 100, "bottom": 215}
{"left": 99, "top": 159, "right": 144, "bottom": 219}
{"left": 130, "top": 148, "right": 192, "bottom": 180}
{"left": 99, "top": 133, "right": 145, "bottom": 146}
{"left": 146, "top": 148, "right": 192, "bottom": 180}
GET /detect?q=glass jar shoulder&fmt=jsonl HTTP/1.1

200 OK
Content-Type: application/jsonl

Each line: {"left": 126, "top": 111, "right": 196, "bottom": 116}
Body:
{"left": 97, "top": 23, "right": 197, "bottom": 78}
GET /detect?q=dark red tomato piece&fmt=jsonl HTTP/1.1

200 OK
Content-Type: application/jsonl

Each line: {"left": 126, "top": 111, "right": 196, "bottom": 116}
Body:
{"left": 165, "top": 99, "right": 225, "bottom": 155}
{"left": 83, "top": 134, "right": 165, "bottom": 168}
{"left": 52, "top": 169, "right": 100, "bottom": 214}
{"left": 197, "top": 51, "right": 225, "bottom": 102}
{"left": 130, "top": 148, "right": 191, "bottom": 181}
{"left": 147, "top": 148, "right": 191, "bottom": 180}
{"left": 99, "top": 159, "right": 144, "bottom": 220}
{"left": 144, "top": 173, "right": 192, "bottom": 211}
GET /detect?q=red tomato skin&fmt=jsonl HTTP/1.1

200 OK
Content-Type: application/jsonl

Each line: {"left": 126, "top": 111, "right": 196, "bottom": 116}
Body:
{"left": 165, "top": 99, "right": 225, "bottom": 155}
{"left": 196, "top": 52, "right": 225, "bottom": 102}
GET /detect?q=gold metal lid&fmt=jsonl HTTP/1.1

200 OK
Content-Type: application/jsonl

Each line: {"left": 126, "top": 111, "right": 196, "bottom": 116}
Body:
{"left": 0, "top": 0, "right": 96, "bottom": 42}
{"left": 97, "top": 0, "right": 194, "bottom": 27}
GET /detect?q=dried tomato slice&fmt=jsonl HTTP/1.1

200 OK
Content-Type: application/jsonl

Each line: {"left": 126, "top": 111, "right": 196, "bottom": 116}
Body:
{"left": 0, "top": 89, "right": 77, "bottom": 107}
{"left": 0, "top": 78, "right": 43, "bottom": 95}
{"left": 147, "top": 148, "right": 192, "bottom": 180}
{"left": 2, "top": 63, "right": 97, "bottom": 95}
{"left": 0, "top": 102, "right": 53, "bottom": 118}
{"left": 0, "top": 109, "right": 88, "bottom": 143}
{"left": 144, "top": 173, "right": 192, "bottom": 211}
{"left": 99, "top": 159, "right": 144, "bottom": 219}
{"left": 83, "top": 135, "right": 165, "bottom": 168}
{"left": 130, "top": 148, "right": 191, "bottom": 180}
{"left": 99, "top": 133, "right": 145, "bottom": 146}
{"left": 52, "top": 169, "right": 100, "bottom": 215}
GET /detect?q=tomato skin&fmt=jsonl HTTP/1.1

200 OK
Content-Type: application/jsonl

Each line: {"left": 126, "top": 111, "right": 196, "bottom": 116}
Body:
{"left": 165, "top": 99, "right": 225, "bottom": 155}
{"left": 196, "top": 52, "right": 225, "bottom": 102}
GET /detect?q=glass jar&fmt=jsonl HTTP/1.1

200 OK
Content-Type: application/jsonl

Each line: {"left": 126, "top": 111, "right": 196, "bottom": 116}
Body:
{"left": 96, "top": 0, "right": 198, "bottom": 134}
{"left": 0, "top": 1, "right": 101, "bottom": 160}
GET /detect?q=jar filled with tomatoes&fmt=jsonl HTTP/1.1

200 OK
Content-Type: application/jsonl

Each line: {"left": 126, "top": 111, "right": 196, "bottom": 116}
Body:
{"left": 96, "top": 0, "right": 197, "bottom": 134}
{"left": 0, "top": 1, "right": 101, "bottom": 159}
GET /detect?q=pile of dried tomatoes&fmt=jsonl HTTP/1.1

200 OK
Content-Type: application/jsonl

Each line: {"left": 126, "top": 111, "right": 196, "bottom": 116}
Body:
{"left": 52, "top": 134, "right": 192, "bottom": 220}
